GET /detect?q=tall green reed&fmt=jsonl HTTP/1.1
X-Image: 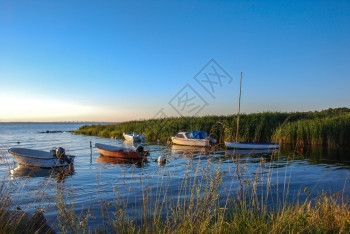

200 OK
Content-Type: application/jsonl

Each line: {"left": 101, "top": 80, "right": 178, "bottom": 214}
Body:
{"left": 76, "top": 108, "right": 350, "bottom": 148}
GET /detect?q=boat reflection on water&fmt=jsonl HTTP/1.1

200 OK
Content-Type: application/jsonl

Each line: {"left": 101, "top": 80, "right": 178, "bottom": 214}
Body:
{"left": 170, "top": 144, "right": 210, "bottom": 157}
{"left": 96, "top": 155, "right": 148, "bottom": 167}
{"left": 225, "top": 148, "right": 279, "bottom": 156}
{"left": 10, "top": 164, "right": 74, "bottom": 182}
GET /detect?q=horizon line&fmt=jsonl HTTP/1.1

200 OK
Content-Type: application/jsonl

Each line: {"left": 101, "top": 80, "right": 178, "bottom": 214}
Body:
{"left": 0, "top": 107, "right": 348, "bottom": 123}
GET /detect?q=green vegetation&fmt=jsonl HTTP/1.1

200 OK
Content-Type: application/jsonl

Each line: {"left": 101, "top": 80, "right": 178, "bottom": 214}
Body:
{"left": 75, "top": 107, "right": 350, "bottom": 147}
{"left": 273, "top": 112, "right": 350, "bottom": 148}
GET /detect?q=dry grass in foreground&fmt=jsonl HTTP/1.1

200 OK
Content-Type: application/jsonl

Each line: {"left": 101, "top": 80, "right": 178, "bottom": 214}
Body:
{"left": 1, "top": 148, "right": 350, "bottom": 233}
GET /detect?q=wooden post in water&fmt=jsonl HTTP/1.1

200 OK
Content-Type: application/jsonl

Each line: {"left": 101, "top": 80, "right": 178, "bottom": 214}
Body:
{"left": 236, "top": 72, "right": 242, "bottom": 142}
{"left": 90, "top": 141, "right": 92, "bottom": 164}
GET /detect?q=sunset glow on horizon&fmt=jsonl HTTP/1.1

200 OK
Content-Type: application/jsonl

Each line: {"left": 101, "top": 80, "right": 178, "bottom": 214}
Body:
{"left": 1, "top": 0, "right": 349, "bottom": 122}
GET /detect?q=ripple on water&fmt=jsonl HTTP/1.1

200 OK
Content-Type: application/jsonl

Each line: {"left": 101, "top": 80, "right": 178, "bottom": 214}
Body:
{"left": 1, "top": 122, "right": 350, "bottom": 231}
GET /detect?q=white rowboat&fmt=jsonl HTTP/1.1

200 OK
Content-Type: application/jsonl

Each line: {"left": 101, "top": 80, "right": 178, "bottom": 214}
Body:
{"left": 123, "top": 133, "right": 146, "bottom": 142}
{"left": 8, "top": 148, "right": 75, "bottom": 168}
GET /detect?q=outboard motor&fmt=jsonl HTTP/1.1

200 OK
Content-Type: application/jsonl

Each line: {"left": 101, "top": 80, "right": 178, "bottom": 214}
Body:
{"left": 136, "top": 145, "right": 144, "bottom": 154}
{"left": 55, "top": 147, "right": 66, "bottom": 160}
{"left": 64, "top": 155, "right": 72, "bottom": 164}
{"left": 50, "top": 147, "right": 57, "bottom": 157}
{"left": 56, "top": 147, "right": 73, "bottom": 164}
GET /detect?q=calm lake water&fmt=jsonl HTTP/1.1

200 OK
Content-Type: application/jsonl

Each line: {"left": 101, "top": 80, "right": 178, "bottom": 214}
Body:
{"left": 0, "top": 122, "right": 350, "bottom": 231}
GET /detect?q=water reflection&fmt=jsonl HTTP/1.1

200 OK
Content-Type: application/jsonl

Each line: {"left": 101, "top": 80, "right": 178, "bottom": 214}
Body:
{"left": 225, "top": 148, "right": 279, "bottom": 156}
{"left": 96, "top": 155, "right": 148, "bottom": 167}
{"left": 280, "top": 147, "right": 350, "bottom": 168}
{"left": 2, "top": 123, "right": 350, "bottom": 232}
{"left": 170, "top": 145, "right": 210, "bottom": 156}
{"left": 10, "top": 164, "right": 74, "bottom": 182}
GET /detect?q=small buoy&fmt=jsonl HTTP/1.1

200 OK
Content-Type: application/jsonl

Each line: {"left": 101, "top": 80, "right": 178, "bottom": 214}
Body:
{"left": 157, "top": 155, "right": 166, "bottom": 165}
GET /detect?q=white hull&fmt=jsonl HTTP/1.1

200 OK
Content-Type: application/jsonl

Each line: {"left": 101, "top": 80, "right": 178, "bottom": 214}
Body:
{"left": 225, "top": 141, "right": 280, "bottom": 149}
{"left": 171, "top": 137, "right": 210, "bottom": 147}
{"left": 9, "top": 148, "right": 74, "bottom": 168}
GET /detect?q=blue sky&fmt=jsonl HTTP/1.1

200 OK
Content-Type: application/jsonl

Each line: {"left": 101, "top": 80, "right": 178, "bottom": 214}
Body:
{"left": 0, "top": 0, "right": 349, "bottom": 121}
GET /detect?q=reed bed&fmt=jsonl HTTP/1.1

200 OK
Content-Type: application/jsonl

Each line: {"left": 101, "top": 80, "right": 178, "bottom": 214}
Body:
{"left": 75, "top": 108, "right": 350, "bottom": 148}
{"left": 273, "top": 113, "right": 350, "bottom": 147}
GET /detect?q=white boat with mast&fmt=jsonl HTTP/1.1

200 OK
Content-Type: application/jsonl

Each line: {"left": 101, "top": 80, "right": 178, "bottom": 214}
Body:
{"left": 225, "top": 72, "right": 279, "bottom": 150}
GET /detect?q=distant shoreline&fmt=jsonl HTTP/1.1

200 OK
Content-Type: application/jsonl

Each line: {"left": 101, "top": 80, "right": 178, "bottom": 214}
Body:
{"left": 0, "top": 121, "right": 118, "bottom": 124}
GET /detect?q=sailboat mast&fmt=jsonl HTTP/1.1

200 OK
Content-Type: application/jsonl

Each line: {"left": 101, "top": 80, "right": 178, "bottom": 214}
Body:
{"left": 236, "top": 72, "right": 242, "bottom": 142}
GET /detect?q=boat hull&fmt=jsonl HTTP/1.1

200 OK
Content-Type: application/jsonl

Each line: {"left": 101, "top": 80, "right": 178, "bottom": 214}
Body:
{"left": 8, "top": 148, "right": 74, "bottom": 168}
{"left": 95, "top": 143, "right": 142, "bottom": 159}
{"left": 171, "top": 137, "right": 210, "bottom": 147}
{"left": 225, "top": 141, "right": 280, "bottom": 149}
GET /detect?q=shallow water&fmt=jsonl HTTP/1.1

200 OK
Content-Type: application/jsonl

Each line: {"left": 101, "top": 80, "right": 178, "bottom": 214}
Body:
{"left": 0, "top": 123, "right": 349, "bottom": 231}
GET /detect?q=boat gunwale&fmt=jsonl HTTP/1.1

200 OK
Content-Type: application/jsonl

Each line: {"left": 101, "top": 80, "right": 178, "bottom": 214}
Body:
{"left": 171, "top": 136, "right": 210, "bottom": 147}
{"left": 171, "top": 136, "right": 210, "bottom": 142}
{"left": 95, "top": 143, "right": 137, "bottom": 152}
